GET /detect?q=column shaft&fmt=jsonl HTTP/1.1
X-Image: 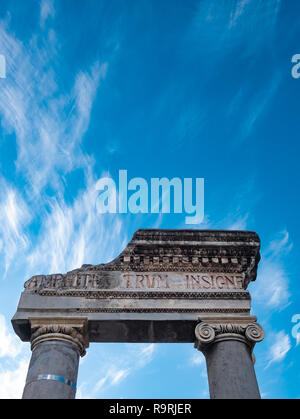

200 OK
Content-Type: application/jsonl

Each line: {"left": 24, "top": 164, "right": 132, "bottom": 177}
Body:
{"left": 203, "top": 338, "right": 261, "bottom": 399}
{"left": 22, "top": 340, "right": 80, "bottom": 399}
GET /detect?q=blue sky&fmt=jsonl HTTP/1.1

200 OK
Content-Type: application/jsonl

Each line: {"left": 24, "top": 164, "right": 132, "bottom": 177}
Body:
{"left": 0, "top": 0, "right": 299, "bottom": 399}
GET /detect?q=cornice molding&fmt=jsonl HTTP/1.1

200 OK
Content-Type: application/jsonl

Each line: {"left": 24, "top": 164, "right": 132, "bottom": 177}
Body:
{"left": 24, "top": 229, "right": 261, "bottom": 294}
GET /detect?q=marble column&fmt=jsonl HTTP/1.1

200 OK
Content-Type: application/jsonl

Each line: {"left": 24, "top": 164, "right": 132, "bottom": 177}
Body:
{"left": 195, "top": 321, "right": 265, "bottom": 399}
{"left": 22, "top": 319, "right": 88, "bottom": 399}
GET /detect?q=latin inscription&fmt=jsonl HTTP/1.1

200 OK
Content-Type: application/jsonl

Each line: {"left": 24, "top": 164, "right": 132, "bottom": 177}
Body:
{"left": 25, "top": 272, "right": 245, "bottom": 292}
{"left": 121, "top": 273, "right": 244, "bottom": 290}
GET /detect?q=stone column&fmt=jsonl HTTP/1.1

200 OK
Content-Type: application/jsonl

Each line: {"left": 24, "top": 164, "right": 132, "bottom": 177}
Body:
{"left": 22, "top": 319, "right": 88, "bottom": 399}
{"left": 195, "top": 321, "right": 265, "bottom": 399}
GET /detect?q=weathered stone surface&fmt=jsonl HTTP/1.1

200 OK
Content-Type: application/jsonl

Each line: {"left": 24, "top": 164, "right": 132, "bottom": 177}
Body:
{"left": 203, "top": 338, "right": 261, "bottom": 399}
{"left": 23, "top": 229, "right": 261, "bottom": 290}
{"left": 12, "top": 228, "right": 264, "bottom": 399}
{"left": 194, "top": 317, "right": 264, "bottom": 399}
{"left": 22, "top": 340, "right": 80, "bottom": 399}
{"left": 12, "top": 229, "right": 260, "bottom": 343}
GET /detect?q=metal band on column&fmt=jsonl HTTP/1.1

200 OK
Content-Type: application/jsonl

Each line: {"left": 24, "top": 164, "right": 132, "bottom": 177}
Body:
{"left": 22, "top": 319, "right": 88, "bottom": 399}
{"left": 26, "top": 374, "right": 77, "bottom": 390}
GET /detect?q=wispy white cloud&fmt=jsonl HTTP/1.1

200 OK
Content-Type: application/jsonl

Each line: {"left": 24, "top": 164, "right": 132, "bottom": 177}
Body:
{"left": 0, "top": 20, "right": 107, "bottom": 197}
{"left": 0, "top": 179, "right": 31, "bottom": 275}
{"left": 27, "top": 176, "right": 128, "bottom": 275}
{"left": 267, "top": 230, "right": 293, "bottom": 258}
{"left": 265, "top": 331, "right": 291, "bottom": 369}
{"left": 0, "top": 359, "right": 28, "bottom": 399}
{"left": 78, "top": 344, "right": 156, "bottom": 399}
{"left": 0, "top": 15, "right": 110, "bottom": 277}
{"left": 187, "top": 0, "right": 282, "bottom": 144}
{"left": 228, "top": 0, "right": 251, "bottom": 28}
{"left": 237, "top": 74, "right": 281, "bottom": 142}
{"left": 252, "top": 230, "right": 292, "bottom": 309}
{"left": 72, "top": 63, "right": 108, "bottom": 141}
{"left": 0, "top": 314, "right": 23, "bottom": 359}
{"left": 190, "top": 351, "right": 205, "bottom": 367}
{"left": 186, "top": 348, "right": 207, "bottom": 380}
{"left": 0, "top": 315, "right": 30, "bottom": 399}
{"left": 188, "top": 0, "right": 281, "bottom": 55}
{"left": 209, "top": 176, "right": 257, "bottom": 232}
{"left": 226, "top": 70, "right": 281, "bottom": 144}
{"left": 132, "top": 343, "right": 155, "bottom": 368}
{"left": 228, "top": 0, "right": 281, "bottom": 37}
{"left": 40, "top": 0, "right": 55, "bottom": 28}
{"left": 297, "top": 335, "right": 300, "bottom": 347}
{"left": 226, "top": 213, "right": 248, "bottom": 231}
{"left": 257, "top": 262, "right": 290, "bottom": 309}
{"left": 0, "top": 8, "right": 115, "bottom": 397}
{"left": 94, "top": 367, "right": 130, "bottom": 394}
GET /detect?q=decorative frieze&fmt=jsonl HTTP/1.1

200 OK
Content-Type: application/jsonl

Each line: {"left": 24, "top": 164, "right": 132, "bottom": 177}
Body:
{"left": 25, "top": 272, "right": 247, "bottom": 295}
{"left": 23, "top": 229, "right": 260, "bottom": 298}
{"left": 13, "top": 229, "right": 260, "bottom": 344}
{"left": 24, "top": 230, "right": 260, "bottom": 295}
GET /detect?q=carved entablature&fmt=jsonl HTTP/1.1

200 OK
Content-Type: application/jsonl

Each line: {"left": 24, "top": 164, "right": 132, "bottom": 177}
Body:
{"left": 85, "top": 229, "right": 260, "bottom": 277}
{"left": 24, "top": 229, "right": 260, "bottom": 295}
{"left": 13, "top": 229, "right": 263, "bottom": 344}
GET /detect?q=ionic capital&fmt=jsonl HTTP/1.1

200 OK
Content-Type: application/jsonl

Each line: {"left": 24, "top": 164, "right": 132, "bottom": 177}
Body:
{"left": 194, "top": 319, "right": 264, "bottom": 353}
{"left": 30, "top": 318, "right": 89, "bottom": 357}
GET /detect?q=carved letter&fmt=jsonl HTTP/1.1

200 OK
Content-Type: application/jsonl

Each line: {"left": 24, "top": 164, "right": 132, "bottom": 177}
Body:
{"left": 216, "top": 275, "right": 226, "bottom": 289}
{"left": 225, "top": 275, "right": 235, "bottom": 289}
{"left": 136, "top": 274, "right": 144, "bottom": 288}
{"left": 201, "top": 275, "right": 211, "bottom": 289}
{"left": 234, "top": 275, "right": 244, "bottom": 289}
